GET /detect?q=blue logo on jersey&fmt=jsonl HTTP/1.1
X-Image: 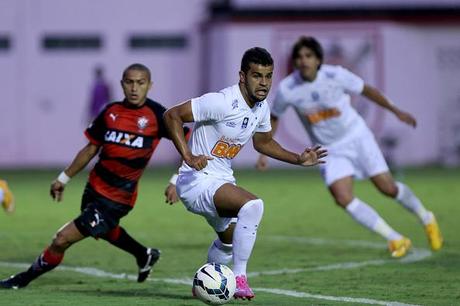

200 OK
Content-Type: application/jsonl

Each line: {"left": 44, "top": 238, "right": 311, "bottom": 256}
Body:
{"left": 325, "top": 71, "right": 336, "bottom": 78}
{"left": 241, "top": 117, "right": 249, "bottom": 129}
{"left": 232, "top": 100, "right": 239, "bottom": 110}
{"left": 311, "top": 91, "right": 320, "bottom": 101}
{"left": 226, "top": 121, "right": 237, "bottom": 128}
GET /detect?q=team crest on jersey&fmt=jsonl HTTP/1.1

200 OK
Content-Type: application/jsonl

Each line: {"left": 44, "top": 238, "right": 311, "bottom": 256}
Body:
{"left": 232, "top": 99, "right": 239, "bottom": 110}
{"left": 311, "top": 91, "right": 320, "bottom": 101}
{"left": 105, "top": 130, "right": 144, "bottom": 148}
{"left": 241, "top": 117, "right": 249, "bottom": 129}
{"left": 137, "top": 116, "right": 149, "bottom": 130}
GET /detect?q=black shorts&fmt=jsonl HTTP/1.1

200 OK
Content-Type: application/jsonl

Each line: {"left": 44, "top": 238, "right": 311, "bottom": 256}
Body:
{"left": 74, "top": 184, "right": 132, "bottom": 238}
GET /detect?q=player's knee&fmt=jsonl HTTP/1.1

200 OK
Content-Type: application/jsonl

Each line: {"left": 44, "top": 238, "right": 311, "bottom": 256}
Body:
{"left": 334, "top": 195, "right": 353, "bottom": 208}
{"left": 104, "top": 226, "right": 121, "bottom": 242}
{"left": 379, "top": 182, "right": 398, "bottom": 198}
{"left": 240, "top": 198, "right": 264, "bottom": 217}
{"left": 238, "top": 199, "right": 264, "bottom": 225}
{"left": 51, "top": 231, "right": 72, "bottom": 251}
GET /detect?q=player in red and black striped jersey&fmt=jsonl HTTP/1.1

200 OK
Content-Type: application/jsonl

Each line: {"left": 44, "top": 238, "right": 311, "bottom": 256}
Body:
{"left": 1, "top": 63, "right": 188, "bottom": 289}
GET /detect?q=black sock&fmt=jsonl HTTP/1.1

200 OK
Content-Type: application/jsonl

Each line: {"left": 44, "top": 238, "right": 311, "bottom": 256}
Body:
{"left": 103, "top": 227, "right": 147, "bottom": 262}
{"left": 19, "top": 248, "right": 64, "bottom": 284}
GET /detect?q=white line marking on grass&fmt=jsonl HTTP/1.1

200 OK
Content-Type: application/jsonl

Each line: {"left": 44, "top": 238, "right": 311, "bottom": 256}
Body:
{"left": 0, "top": 237, "right": 428, "bottom": 306}
{"left": 254, "top": 288, "right": 419, "bottom": 306}
{"left": 0, "top": 261, "right": 418, "bottom": 305}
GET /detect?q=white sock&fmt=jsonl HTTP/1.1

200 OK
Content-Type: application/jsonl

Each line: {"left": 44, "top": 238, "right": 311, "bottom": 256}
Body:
{"left": 346, "top": 198, "right": 402, "bottom": 241}
{"left": 396, "top": 182, "right": 432, "bottom": 225}
{"left": 207, "top": 238, "right": 232, "bottom": 265}
{"left": 232, "top": 199, "right": 264, "bottom": 276}
{"left": 0, "top": 189, "right": 4, "bottom": 203}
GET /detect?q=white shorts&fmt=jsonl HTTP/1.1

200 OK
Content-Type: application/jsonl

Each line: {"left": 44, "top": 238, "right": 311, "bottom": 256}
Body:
{"left": 319, "top": 129, "right": 389, "bottom": 186}
{"left": 176, "top": 172, "right": 237, "bottom": 232}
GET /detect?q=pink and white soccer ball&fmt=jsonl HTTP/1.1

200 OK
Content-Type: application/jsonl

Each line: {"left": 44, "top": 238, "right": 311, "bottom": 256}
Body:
{"left": 192, "top": 263, "right": 236, "bottom": 305}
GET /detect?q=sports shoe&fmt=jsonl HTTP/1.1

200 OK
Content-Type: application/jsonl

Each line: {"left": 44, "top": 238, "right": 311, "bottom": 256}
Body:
{"left": 234, "top": 275, "right": 255, "bottom": 300}
{"left": 388, "top": 237, "right": 412, "bottom": 258}
{"left": 425, "top": 212, "right": 443, "bottom": 251}
{"left": 0, "top": 180, "right": 15, "bottom": 214}
{"left": 137, "top": 248, "right": 160, "bottom": 282}
{"left": 0, "top": 272, "right": 31, "bottom": 289}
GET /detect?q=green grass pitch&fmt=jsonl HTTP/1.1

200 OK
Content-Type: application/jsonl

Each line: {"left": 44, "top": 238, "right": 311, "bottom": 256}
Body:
{"left": 0, "top": 167, "right": 459, "bottom": 305}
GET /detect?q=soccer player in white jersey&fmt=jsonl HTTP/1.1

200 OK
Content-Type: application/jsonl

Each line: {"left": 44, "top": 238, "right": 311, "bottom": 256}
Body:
{"left": 256, "top": 36, "right": 443, "bottom": 258}
{"left": 164, "top": 47, "right": 327, "bottom": 300}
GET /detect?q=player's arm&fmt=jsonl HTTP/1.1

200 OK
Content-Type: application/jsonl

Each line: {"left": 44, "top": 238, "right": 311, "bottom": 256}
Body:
{"left": 361, "top": 84, "right": 417, "bottom": 127}
{"left": 163, "top": 101, "right": 212, "bottom": 171}
{"left": 164, "top": 128, "right": 192, "bottom": 205}
{"left": 256, "top": 115, "right": 279, "bottom": 170}
{"left": 50, "top": 142, "right": 100, "bottom": 202}
{"left": 253, "top": 131, "right": 326, "bottom": 167}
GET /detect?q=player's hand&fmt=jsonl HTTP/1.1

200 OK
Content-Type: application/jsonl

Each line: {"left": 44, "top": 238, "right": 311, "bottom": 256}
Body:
{"left": 395, "top": 110, "right": 417, "bottom": 128}
{"left": 164, "top": 183, "right": 179, "bottom": 205}
{"left": 255, "top": 155, "right": 269, "bottom": 171}
{"left": 50, "top": 180, "right": 66, "bottom": 202}
{"left": 185, "top": 154, "right": 213, "bottom": 171}
{"left": 299, "top": 145, "right": 327, "bottom": 167}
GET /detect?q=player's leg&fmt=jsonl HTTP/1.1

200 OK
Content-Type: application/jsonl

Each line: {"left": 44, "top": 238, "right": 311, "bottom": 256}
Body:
{"left": 79, "top": 185, "right": 160, "bottom": 282}
{"left": 329, "top": 176, "right": 410, "bottom": 257}
{"left": 371, "top": 172, "right": 443, "bottom": 250}
{"left": 0, "top": 180, "right": 15, "bottom": 213}
{"left": 207, "top": 222, "right": 235, "bottom": 265}
{"left": 102, "top": 225, "right": 160, "bottom": 282}
{"left": 0, "top": 221, "right": 86, "bottom": 289}
{"left": 213, "top": 183, "right": 263, "bottom": 300}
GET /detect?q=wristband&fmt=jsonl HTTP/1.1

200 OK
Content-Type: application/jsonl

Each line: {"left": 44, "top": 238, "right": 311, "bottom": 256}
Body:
{"left": 169, "top": 174, "right": 178, "bottom": 185}
{"left": 57, "top": 171, "right": 71, "bottom": 184}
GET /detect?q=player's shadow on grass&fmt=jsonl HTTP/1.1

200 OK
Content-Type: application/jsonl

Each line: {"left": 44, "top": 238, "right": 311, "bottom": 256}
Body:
{"left": 66, "top": 288, "right": 195, "bottom": 301}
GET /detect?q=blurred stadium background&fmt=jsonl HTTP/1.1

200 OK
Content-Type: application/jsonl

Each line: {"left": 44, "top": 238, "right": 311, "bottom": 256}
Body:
{"left": 1, "top": 1, "right": 460, "bottom": 305}
{"left": 2, "top": 0, "right": 460, "bottom": 169}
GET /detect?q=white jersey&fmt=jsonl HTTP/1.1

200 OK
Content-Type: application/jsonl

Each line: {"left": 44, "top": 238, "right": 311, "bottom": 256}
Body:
{"left": 271, "top": 65, "right": 367, "bottom": 145}
{"left": 179, "top": 84, "right": 271, "bottom": 180}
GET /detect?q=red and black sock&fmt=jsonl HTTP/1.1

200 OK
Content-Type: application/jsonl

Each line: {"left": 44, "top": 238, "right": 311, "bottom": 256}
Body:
{"left": 103, "top": 226, "right": 147, "bottom": 262}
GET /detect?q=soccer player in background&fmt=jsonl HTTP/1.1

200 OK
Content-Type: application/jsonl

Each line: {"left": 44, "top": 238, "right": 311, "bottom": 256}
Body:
{"left": 0, "top": 63, "right": 184, "bottom": 289}
{"left": 164, "top": 47, "right": 327, "bottom": 300}
{"left": 0, "top": 180, "right": 15, "bottom": 214}
{"left": 256, "top": 36, "right": 443, "bottom": 258}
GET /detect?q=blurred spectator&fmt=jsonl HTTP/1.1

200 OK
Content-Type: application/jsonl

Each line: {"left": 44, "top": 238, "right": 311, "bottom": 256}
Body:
{"left": 87, "top": 66, "right": 111, "bottom": 122}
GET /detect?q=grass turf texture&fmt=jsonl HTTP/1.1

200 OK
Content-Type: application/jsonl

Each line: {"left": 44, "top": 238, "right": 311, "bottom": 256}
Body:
{"left": 0, "top": 167, "right": 459, "bottom": 305}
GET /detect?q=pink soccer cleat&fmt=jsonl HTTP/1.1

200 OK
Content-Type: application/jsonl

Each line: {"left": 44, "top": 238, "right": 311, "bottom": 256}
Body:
{"left": 234, "top": 275, "right": 255, "bottom": 300}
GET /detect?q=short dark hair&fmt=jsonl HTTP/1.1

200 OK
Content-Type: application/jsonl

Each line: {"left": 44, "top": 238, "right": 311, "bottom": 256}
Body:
{"left": 291, "top": 36, "right": 324, "bottom": 68}
{"left": 240, "top": 47, "right": 274, "bottom": 73}
{"left": 122, "top": 63, "right": 151, "bottom": 81}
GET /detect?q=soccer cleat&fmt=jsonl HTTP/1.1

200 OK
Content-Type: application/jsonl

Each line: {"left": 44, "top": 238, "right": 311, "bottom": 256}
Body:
{"left": 234, "top": 275, "right": 255, "bottom": 300}
{"left": 137, "top": 248, "right": 160, "bottom": 282}
{"left": 0, "top": 272, "right": 31, "bottom": 289}
{"left": 425, "top": 212, "right": 443, "bottom": 251}
{"left": 0, "top": 180, "right": 15, "bottom": 214}
{"left": 388, "top": 237, "right": 412, "bottom": 258}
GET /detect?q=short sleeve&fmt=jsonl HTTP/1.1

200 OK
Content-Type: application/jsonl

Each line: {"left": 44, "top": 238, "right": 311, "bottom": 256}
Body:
{"left": 270, "top": 87, "right": 289, "bottom": 118}
{"left": 191, "top": 92, "right": 227, "bottom": 122}
{"left": 85, "top": 107, "right": 107, "bottom": 145}
{"left": 336, "top": 66, "right": 365, "bottom": 94}
{"left": 255, "top": 103, "right": 272, "bottom": 133}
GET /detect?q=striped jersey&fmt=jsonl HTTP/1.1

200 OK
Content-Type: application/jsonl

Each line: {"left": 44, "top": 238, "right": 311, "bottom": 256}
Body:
{"left": 85, "top": 99, "right": 170, "bottom": 207}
